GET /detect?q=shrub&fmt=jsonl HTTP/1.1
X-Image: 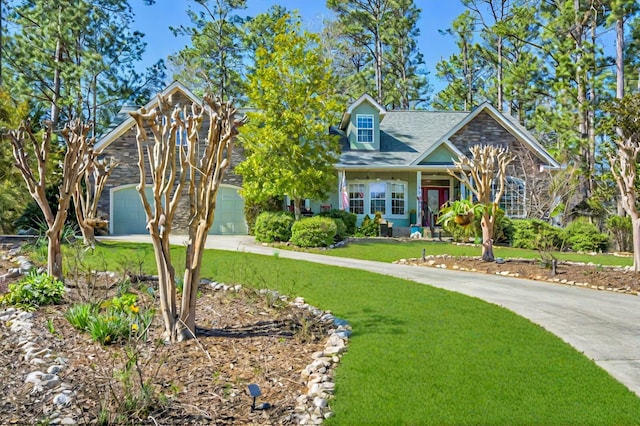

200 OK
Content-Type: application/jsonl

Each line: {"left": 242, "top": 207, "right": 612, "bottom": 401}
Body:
{"left": 243, "top": 196, "right": 283, "bottom": 235}
{"left": 606, "top": 215, "right": 632, "bottom": 252}
{"left": 254, "top": 211, "right": 294, "bottom": 243}
{"left": 290, "top": 216, "right": 337, "bottom": 247}
{"left": 0, "top": 271, "right": 65, "bottom": 308}
{"left": 316, "top": 209, "right": 357, "bottom": 235}
{"left": 356, "top": 212, "right": 383, "bottom": 237}
{"left": 512, "top": 219, "right": 561, "bottom": 250}
{"left": 561, "top": 218, "right": 610, "bottom": 252}
{"left": 333, "top": 218, "right": 347, "bottom": 242}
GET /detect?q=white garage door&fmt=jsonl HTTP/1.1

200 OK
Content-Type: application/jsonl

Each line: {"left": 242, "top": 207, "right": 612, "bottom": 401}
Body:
{"left": 208, "top": 186, "right": 248, "bottom": 235}
{"left": 111, "top": 186, "right": 153, "bottom": 234}
{"left": 111, "top": 185, "right": 246, "bottom": 235}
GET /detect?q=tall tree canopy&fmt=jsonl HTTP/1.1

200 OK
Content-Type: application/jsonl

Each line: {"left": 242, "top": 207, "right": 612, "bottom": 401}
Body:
{"left": 327, "top": 0, "right": 429, "bottom": 108}
{"left": 237, "top": 15, "right": 343, "bottom": 220}
{"left": 168, "top": 0, "right": 248, "bottom": 100}
{"left": 2, "top": 0, "right": 165, "bottom": 133}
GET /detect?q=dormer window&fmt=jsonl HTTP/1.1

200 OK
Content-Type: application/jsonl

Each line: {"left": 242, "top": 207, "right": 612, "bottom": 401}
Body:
{"left": 356, "top": 114, "right": 374, "bottom": 143}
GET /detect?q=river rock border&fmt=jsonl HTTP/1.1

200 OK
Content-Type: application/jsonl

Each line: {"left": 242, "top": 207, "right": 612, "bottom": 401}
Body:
{"left": 0, "top": 308, "right": 76, "bottom": 425}
{"left": 395, "top": 255, "right": 638, "bottom": 295}
{"left": 206, "top": 282, "right": 350, "bottom": 425}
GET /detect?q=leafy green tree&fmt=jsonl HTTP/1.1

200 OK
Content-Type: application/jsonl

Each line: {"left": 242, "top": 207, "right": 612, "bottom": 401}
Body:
{"left": 238, "top": 16, "right": 342, "bottom": 220}
{"left": 0, "top": 90, "right": 30, "bottom": 233}
{"left": 169, "top": 0, "right": 248, "bottom": 100}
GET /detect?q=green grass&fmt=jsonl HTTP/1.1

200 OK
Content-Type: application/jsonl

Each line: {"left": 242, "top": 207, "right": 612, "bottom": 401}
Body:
{"left": 78, "top": 241, "right": 640, "bottom": 424}
{"left": 300, "top": 238, "right": 634, "bottom": 267}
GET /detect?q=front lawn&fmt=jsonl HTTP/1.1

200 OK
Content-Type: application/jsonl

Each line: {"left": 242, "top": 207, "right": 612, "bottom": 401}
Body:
{"left": 80, "top": 242, "right": 640, "bottom": 424}
{"left": 311, "top": 238, "right": 634, "bottom": 267}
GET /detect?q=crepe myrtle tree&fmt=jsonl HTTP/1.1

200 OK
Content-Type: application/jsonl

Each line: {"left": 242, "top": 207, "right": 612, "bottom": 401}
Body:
{"left": 603, "top": 94, "right": 640, "bottom": 272}
{"left": 130, "top": 93, "right": 244, "bottom": 342}
{"left": 447, "top": 144, "right": 514, "bottom": 262}
{"left": 73, "top": 156, "right": 119, "bottom": 247}
{"left": 8, "top": 120, "right": 93, "bottom": 279}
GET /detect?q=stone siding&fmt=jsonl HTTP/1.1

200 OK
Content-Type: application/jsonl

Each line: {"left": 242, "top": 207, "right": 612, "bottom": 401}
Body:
{"left": 97, "top": 91, "right": 245, "bottom": 234}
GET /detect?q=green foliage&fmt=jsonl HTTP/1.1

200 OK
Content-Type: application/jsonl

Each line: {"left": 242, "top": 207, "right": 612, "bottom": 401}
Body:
{"left": 606, "top": 215, "right": 632, "bottom": 252}
{"left": 237, "top": 15, "right": 343, "bottom": 213}
{"left": 254, "top": 211, "right": 295, "bottom": 243}
{"left": 316, "top": 209, "right": 357, "bottom": 235}
{"left": 290, "top": 216, "right": 337, "bottom": 247}
{"left": 332, "top": 218, "right": 347, "bottom": 242}
{"left": 168, "top": 0, "right": 248, "bottom": 100}
{"left": 437, "top": 200, "right": 483, "bottom": 242}
{"left": 512, "top": 219, "right": 562, "bottom": 250}
{"left": 4, "top": 0, "right": 165, "bottom": 130}
{"left": 0, "top": 271, "right": 65, "bottom": 308}
{"left": 243, "top": 196, "right": 284, "bottom": 235}
{"left": 561, "top": 219, "right": 610, "bottom": 253}
{"left": 356, "top": 212, "right": 382, "bottom": 237}
{"left": 64, "top": 302, "right": 98, "bottom": 331}
{"left": 65, "top": 293, "right": 154, "bottom": 345}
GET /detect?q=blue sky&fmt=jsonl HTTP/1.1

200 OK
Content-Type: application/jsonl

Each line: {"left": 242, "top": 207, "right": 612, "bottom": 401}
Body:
{"left": 131, "top": 0, "right": 466, "bottom": 93}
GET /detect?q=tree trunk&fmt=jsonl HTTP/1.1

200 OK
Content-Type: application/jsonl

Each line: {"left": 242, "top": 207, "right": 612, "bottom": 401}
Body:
{"left": 151, "top": 234, "right": 178, "bottom": 342}
{"left": 179, "top": 219, "right": 208, "bottom": 340}
{"left": 633, "top": 216, "right": 640, "bottom": 272}
{"left": 47, "top": 226, "right": 63, "bottom": 280}
{"left": 74, "top": 198, "right": 96, "bottom": 247}
{"left": 481, "top": 213, "right": 494, "bottom": 262}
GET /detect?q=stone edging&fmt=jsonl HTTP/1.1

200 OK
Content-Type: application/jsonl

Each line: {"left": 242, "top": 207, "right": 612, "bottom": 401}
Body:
{"left": 395, "top": 255, "right": 637, "bottom": 295}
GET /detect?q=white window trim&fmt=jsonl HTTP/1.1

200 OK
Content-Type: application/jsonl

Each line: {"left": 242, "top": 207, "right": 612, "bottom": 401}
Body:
{"left": 348, "top": 180, "right": 408, "bottom": 219}
{"left": 356, "top": 114, "right": 374, "bottom": 144}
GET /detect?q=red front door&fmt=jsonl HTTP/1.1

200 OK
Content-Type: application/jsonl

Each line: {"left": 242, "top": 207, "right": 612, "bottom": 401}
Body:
{"left": 422, "top": 187, "right": 449, "bottom": 228}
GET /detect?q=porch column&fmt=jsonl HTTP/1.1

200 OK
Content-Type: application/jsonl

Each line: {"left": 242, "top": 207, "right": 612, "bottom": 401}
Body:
{"left": 416, "top": 171, "right": 422, "bottom": 225}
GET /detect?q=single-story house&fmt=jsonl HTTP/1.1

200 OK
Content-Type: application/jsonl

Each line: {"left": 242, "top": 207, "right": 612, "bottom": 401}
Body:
{"left": 94, "top": 81, "right": 248, "bottom": 235}
{"left": 314, "top": 94, "right": 561, "bottom": 229}
{"left": 96, "top": 83, "right": 559, "bottom": 236}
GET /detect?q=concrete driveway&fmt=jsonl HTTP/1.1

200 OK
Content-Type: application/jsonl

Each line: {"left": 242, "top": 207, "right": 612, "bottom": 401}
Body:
{"left": 101, "top": 234, "right": 640, "bottom": 398}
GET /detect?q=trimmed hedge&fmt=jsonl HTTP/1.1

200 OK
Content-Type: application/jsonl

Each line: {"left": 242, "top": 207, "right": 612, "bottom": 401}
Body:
{"left": 316, "top": 209, "right": 357, "bottom": 236}
{"left": 291, "top": 216, "right": 337, "bottom": 247}
{"left": 254, "top": 212, "right": 294, "bottom": 243}
{"left": 561, "top": 218, "right": 609, "bottom": 252}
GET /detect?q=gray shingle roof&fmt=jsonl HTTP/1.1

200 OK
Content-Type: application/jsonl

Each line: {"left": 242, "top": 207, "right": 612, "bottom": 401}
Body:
{"left": 338, "top": 110, "right": 467, "bottom": 167}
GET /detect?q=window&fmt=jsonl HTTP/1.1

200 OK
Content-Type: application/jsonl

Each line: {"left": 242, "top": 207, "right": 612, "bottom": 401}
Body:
{"left": 493, "top": 177, "right": 526, "bottom": 218}
{"left": 348, "top": 183, "right": 365, "bottom": 214}
{"left": 391, "top": 183, "right": 406, "bottom": 215}
{"left": 369, "top": 182, "right": 386, "bottom": 214}
{"left": 176, "top": 129, "right": 188, "bottom": 147}
{"left": 356, "top": 114, "right": 374, "bottom": 143}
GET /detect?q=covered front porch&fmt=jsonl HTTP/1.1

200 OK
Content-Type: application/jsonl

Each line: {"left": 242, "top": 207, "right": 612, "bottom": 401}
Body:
{"left": 315, "top": 169, "right": 468, "bottom": 230}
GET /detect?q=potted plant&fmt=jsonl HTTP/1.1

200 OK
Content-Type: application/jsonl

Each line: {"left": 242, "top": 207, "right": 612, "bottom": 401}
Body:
{"left": 437, "top": 199, "right": 482, "bottom": 228}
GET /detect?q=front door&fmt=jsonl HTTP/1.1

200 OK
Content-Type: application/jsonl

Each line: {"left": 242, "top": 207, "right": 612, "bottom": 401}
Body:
{"left": 422, "top": 187, "right": 449, "bottom": 228}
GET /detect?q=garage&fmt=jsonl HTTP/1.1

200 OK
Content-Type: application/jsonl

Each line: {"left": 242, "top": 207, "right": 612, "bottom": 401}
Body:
{"left": 110, "top": 184, "right": 247, "bottom": 235}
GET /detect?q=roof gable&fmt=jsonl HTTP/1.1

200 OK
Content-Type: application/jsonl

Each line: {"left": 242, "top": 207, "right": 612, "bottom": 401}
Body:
{"left": 95, "top": 81, "right": 201, "bottom": 153}
{"left": 410, "top": 102, "right": 561, "bottom": 169}
{"left": 339, "top": 93, "right": 387, "bottom": 130}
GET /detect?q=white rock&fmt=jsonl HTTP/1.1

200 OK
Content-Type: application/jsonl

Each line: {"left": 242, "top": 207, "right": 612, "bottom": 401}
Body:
{"left": 323, "top": 345, "right": 346, "bottom": 356}
{"left": 47, "top": 365, "right": 63, "bottom": 374}
{"left": 311, "top": 351, "right": 324, "bottom": 359}
{"left": 25, "top": 371, "right": 44, "bottom": 384}
{"left": 53, "top": 393, "right": 72, "bottom": 407}
{"left": 313, "top": 397, "right": 328, "bottom": 408}
{"left": 60, "top": 418, "right": 76, "bottom": 425}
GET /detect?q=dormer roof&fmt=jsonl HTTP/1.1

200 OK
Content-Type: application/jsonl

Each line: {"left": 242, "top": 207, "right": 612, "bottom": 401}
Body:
{"left": 339, "top": 93, "right": 387, "bottom": 130}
